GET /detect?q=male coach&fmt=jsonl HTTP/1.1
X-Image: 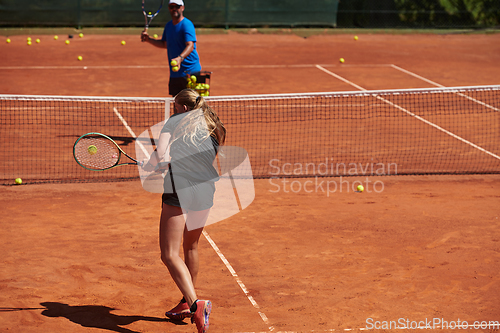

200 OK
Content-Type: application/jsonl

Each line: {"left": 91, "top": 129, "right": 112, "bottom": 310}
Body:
{"left": 141, "top": 0, "right": 202, "bottom": 96}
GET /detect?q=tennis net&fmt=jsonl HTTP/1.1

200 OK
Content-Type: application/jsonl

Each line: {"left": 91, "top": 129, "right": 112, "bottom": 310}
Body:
{"left": 1, "top": 85, "right": 499, "bottom": 185}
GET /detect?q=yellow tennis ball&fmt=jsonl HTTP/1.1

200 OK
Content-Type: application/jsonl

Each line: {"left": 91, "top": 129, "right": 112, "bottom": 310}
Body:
{"left": 190, "top": 75, "right": 197, "bottom": 83}
{"left": 88, "top": 145, "right": 97, "bottom": 155}
{"left": 27, "top": 37, "right": 31, "bottom": 41}
{"left": 15, "top": 178, "right": 22, "bottom": 185}
{"left": 36, "top": 38, "right": 40, "bottom": 43}
{"left": 339, "top": 58, "right": 345, "bottom": 63}
{"left": 354, "top": 35, "right": 358, "bottom": 41}
{"left": 172, "top": 66, "right": 179, "bottom": 72}
{"left": 27, "top": 41, "right": 32, "bottom": 45}
{"left": 357, "top": 185, "right": 364, "bottom": 192}
{"left": 153, "top": 34, "right": 158, "bottom": 38}
{"left": 6, "top": 38, "right": 11, "bottom": 43}
{"left": 65, "top": 40, "right": 70, "bottom": 45}
{"left": 79, "top": 33, "right": 84, "bottom": 38}
{"left": 54, "top": 35, "right": 59, "bottom": 40}
{"left": 121, "top": 40, "right": 126, "bottom": 45}
{"left": 170, "top": 59, "right": 178, "bottom": 66}
{"left": 78, "top": 56, "right": 83, "bottom": 61}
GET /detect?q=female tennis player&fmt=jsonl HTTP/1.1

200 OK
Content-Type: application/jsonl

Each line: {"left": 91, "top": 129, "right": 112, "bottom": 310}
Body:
{"left": 142, "top": 88, "right": 226, "bottom": 333}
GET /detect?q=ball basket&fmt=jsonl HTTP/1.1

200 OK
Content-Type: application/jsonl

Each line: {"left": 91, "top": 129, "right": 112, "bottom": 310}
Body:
{"left": 186, "top": 71, "right": 212, "bottom": 96}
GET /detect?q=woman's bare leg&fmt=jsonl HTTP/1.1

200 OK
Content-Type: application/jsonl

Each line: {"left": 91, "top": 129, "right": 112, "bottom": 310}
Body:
{"left": 160, "top": 203, "right": 199, "bottom": 306}
{"left": 183, "top": 209, "right": 210, "bottom": 288}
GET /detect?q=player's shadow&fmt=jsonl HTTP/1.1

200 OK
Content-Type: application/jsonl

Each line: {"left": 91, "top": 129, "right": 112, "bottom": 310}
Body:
{"left": 40, "top": 302, "right": 186, "bottom": 333}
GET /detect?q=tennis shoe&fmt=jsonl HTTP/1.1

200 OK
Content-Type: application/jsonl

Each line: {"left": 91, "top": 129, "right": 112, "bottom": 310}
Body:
{"left": 165, "top": 299, "right": 191, "bottom": 321}
{"left": 190, "top": 300, "right": 212, "bottom": 333}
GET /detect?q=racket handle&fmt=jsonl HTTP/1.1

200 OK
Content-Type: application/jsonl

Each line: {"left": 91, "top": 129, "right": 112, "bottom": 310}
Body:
{"left": 138, "top": 161, "right": 144, "bottom": 167}
{"left": 141, "top": 29, "right": 149, "bottom": 42}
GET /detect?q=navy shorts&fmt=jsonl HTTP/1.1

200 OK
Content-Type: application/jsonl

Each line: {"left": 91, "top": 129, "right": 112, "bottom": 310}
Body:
{"left": 168, "top": 72, "right": 201, "bottom": 97}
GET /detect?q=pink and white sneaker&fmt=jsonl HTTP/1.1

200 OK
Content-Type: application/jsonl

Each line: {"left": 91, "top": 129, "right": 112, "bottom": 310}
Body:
{"left": 190, "top": 300, "right": 212, "bottom": 333}
{"left": 165, "top": 299, "right": 191, "bottom": 321}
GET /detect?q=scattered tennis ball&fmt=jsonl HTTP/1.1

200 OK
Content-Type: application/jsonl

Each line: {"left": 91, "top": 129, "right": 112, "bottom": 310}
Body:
{"left": 15, "top": 178, "right": 22, "bottom": 185}
{"left": 27, "top": 41, "right": 32, "bottom": 46}
{"left": 148, "top": 11, "right": 152, "bottom": 14}
{"left": 36, "top": 38, "right": 41, "bottom": 44}
{"left": 121, "top": 40, "right": 126, "bottom": 45}
{"left": 172, "top": 66, "right": 179, "bottom": 72}
{"left": 6, "top": 38, "right": 11, "bottom": 43}
{"left": 65, "top": 40, "right": 70, "bottom": 45}
{"left": 170, "top": 59, "right": 178, "bottom": 66}
{"left": 88, "top": 145, "right": 97, "bottom": 155}
{"left": 339, "top": 58, "right": 345, "bottom": 63}
{"left": 354, "top": 35, "right": 358, "bottom": 41}
{"left": 27, "top": 37, "right": 31, "bottom": 41}
{"left": 78, "top": 56, "right": 83, "bottom": 61}
{"left": 357, "top": 185, "right": 364, "bottom": 192}
{"left": 153, "top": 33, "right": 158, "bottom": 38}
{"left": 79, "top": 33, "right": 84, "bottom": 38}
{"left": 54, "top": 35, "right": 59, "bottom": 40}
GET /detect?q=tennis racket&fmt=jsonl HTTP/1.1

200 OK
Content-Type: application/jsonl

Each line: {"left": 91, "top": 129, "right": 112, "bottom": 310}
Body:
{"left": 142, "top": 0, "right": 164, "bottom": 32}
{"left": 73, "top": 133, "right": 143, "bottom": 171}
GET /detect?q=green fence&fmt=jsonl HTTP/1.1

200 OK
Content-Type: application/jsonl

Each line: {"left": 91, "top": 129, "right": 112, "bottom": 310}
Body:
{"left": 0, "top": 0, "right": 498, "bottom": 28}
{"left": 0, "top": 0, "right": 339, "bottom": 28}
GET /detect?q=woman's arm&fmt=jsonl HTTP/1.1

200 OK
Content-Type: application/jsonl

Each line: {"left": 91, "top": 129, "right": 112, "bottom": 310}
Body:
{"left": 143, "top": 132, "right": 171, "bottom": 171}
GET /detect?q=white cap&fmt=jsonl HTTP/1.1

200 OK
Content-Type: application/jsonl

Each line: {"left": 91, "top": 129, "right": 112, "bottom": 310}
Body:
{"left": 169, "top": 0, "right": 184, "bottom": 6}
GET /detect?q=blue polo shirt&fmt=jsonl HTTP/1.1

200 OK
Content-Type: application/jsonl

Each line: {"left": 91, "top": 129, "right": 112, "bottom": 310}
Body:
{"left": 162, "top": 18, "right": 201, "bottom": 78}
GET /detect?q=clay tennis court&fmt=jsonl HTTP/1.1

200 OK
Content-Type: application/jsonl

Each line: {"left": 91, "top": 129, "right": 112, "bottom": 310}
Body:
{"left": 1, "top": 31, "right": 500, "bottom": 332}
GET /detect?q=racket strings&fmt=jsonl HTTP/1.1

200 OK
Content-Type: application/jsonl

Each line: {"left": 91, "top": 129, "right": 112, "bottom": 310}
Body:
{"left": 74, "top": 137, "right": 120, "bottom": 170}
{"left": 143, "top": 0, "right": 164, "bottom": 16}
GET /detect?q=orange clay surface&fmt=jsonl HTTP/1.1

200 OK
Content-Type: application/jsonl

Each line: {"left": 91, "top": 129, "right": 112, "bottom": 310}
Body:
{"left": 1, "top": 31, "right": 500, "bottom": 332}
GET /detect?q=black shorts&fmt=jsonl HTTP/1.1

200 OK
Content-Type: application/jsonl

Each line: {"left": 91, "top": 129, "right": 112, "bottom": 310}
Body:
{"left": 162, "top": 171, "right": 215, "bottom": 211}
{"left": 168, "top": 72, "right": 201, "bottom": 96}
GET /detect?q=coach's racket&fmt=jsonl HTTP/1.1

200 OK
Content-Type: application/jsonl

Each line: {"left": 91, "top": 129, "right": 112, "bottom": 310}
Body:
{"left": 73, "top": 133, "right": 143, "bottom": 171}
{"left": 142, "top": 0, "right": 164, "bottom": 32}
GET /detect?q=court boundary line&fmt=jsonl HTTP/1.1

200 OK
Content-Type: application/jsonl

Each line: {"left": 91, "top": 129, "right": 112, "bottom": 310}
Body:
{"left": 203, "top": 231, "right": 275, "bottom": 331}
{"left": 315, "top": 65, "right": 500, "bottom": 162}
{"left": 0, "top": 64, "right": 391, "bottom": 70}
{"left": 390, "top": 64, "right": 500, "bottom": 112}
{"left": 112, "top": 107, "right": 149, "bottom": 158}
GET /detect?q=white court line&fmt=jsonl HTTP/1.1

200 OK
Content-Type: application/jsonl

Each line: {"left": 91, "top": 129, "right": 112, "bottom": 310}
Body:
{"left": 391, "top": 64, "right": 500, "bottom": 113}
{"left": 315, "top": 65, "right": 500, "bottom": 162}
{"left": 315, "top": 65, "right": 366, "bottom": 91}
{"left": 112, "top": 107, "right": 149, "bottom": 158}
{"left": 0, "top": 65, "right": 170, "bottom": 70}
{"left": 203, "top": 231, "right": 275, "bottom": 332}
{"left": 390, "top": 64, "right": 445, "bottom": 88}
{"left": 0, "top": 63, "right": 392, "bottom": 70}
